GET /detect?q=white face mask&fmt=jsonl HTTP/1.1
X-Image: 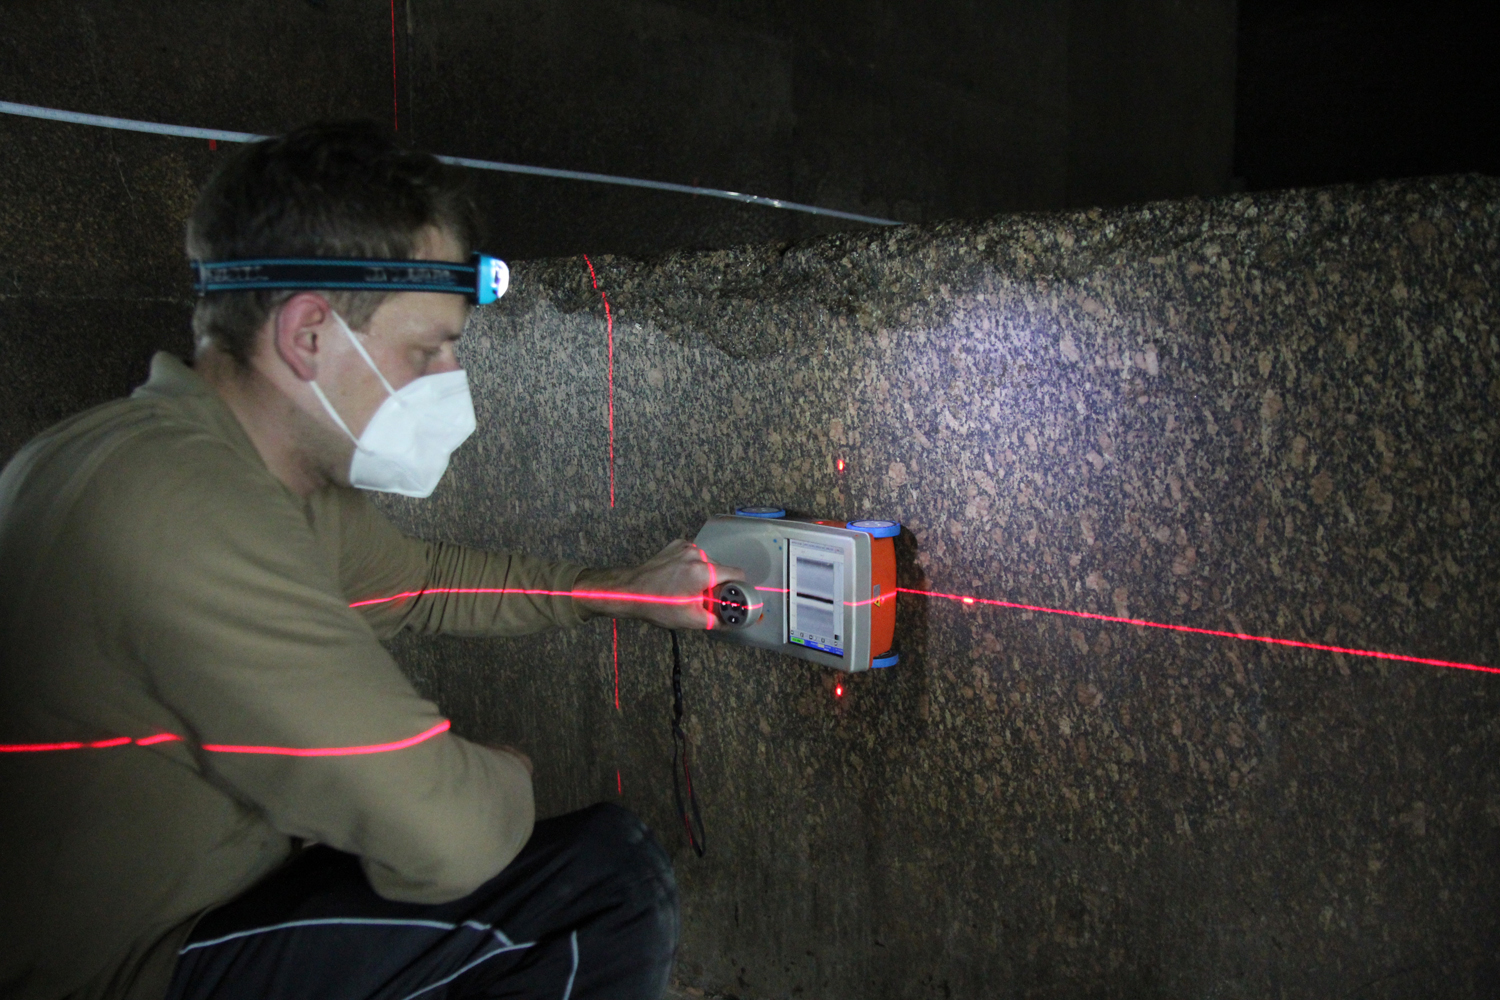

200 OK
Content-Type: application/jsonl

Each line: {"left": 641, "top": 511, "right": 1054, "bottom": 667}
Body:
{"left": 308, "top": 312, "right": 477, "bottom": 498}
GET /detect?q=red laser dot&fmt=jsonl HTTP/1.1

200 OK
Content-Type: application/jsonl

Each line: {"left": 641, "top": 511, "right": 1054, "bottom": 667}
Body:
{"left": 834, "top": 683, "right": 844, "bottom": 698}
{"left": 208, "top": 138, "right": 216, "bottom": 151}
{"left": 836, "top": 458, "right": 846, "bottom": 472}
{"left": 962, "top": 596, "right": 975, "bottom": 605}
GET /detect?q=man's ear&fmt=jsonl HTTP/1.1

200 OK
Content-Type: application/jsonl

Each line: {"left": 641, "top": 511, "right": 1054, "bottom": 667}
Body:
{"left": 272, "top": 293, "right": 335, "bottom": 383}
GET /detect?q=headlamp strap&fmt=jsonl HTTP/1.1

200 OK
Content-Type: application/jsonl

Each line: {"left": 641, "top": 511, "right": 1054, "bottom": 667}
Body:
{"left": 190, "top": 254, "right": 510, "bottom": 304}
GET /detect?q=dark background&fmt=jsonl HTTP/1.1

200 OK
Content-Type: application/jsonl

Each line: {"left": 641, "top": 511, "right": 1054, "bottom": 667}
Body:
{"left": 1236, "top": 0, "right": 1498, "bottom": 194}
{"left": 2, "top": 0, "right": 1495, "bottom": 264}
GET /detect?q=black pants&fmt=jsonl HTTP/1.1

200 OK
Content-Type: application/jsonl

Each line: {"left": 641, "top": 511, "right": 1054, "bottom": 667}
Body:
{"left": 166, "top": 804, "right": 679, "bottom": 1000}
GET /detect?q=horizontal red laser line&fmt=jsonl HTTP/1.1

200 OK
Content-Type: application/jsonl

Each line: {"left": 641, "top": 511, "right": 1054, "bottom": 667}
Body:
{"left": 349, "top": 587, "right": 708, "bottom": 609}
{"left": 898, "top": 587, "right": 1496, "bottom": 675}
{"left": 349, "top": 584, "right": 1489, "bottom": 673}
{"left": 204, "top": 720, "right": 450, "bottom": 756}
{"left": 1, "top": 721, "right": 450, "bottom": 756}
{"left": 14, "top": 581, "right": 1483, "bottom": 753}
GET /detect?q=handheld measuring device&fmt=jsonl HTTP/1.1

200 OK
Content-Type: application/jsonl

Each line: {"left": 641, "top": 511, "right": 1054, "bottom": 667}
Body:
{"left": 694, "top": 507, "right": 900, "bottom": 672}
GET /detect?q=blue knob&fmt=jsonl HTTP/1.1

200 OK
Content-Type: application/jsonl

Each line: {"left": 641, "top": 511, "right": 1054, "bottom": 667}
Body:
{"left": 735, "top": 506, "right": 787, "bottom": 519}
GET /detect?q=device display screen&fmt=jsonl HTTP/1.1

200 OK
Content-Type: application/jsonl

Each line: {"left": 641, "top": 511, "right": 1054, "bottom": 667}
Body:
{"left": 787, "top": 539, "right": 845, "bottom": 657}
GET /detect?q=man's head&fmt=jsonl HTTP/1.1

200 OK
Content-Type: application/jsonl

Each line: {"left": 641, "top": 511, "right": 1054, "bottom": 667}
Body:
{"left": 186, "top": 120, "right": 478, "bottom": 367}
{"left": 187, "top": 122, "right": 482, "bottom": 495}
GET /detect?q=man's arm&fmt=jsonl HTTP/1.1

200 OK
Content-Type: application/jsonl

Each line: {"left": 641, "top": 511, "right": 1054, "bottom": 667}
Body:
{"left": 116, "top": 446, "right": 535, "bottom": 903}
{"left": 333, "top": 490, "right": 742, "bottom": 638}
{"left": 572, "top": 538, "right": 745, "bottom": 630}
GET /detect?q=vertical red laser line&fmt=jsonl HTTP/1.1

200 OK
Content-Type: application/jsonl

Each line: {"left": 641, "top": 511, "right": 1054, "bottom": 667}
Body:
{"left": 389, "top": 0, "right": 400, "bottom": 132}
{"left": 582, "top": 255, "right": 615, "bottom": 507}
{"left": 697, "top": 546, "right": 717, "bottom": 630}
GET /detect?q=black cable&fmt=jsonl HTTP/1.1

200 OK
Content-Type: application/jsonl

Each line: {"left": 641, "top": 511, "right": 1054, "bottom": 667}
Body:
{"left": 669, "top": 630, "right": 706, "bottom": 858}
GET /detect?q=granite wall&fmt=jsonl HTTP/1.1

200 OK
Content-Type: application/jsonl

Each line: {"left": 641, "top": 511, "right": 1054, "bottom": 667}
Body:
{"left": 377, "top": 175, "right": 1500, "bottom": 998}
{"left": 0, "top": 0, "right": 1235, "bottom": 471}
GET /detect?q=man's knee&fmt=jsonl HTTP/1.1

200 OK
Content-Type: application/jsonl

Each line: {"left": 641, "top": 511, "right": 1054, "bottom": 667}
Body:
{"left": 569, "top": 803, "right": 677, "bottom": 926}
{"left": 574, "top": 804, "right": 674, "bottom": 882}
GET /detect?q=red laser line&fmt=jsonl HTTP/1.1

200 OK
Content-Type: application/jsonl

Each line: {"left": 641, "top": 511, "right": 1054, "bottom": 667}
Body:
{"left": 349, "top": 587, "right": 706, "bottom": 609}
{"left": 898, "top": 587, "right": 1497, "bottom": 675}
{"left": 1, "top": 721, "right": 450, "bottom": 756}
{"left": 617, "top": 769, "right": 623, "bottom": 796}
{"left": 757, "top": 585, "right": 1487, "bottom": 672}
{"left": 698, "top": 546, "right": 717, "bottom": 630}
{"left": 389, "top": 0, "right": 399, "bottom": 132}
{"left": 583, "top": 255, "right": 615, "bottom": 507}
{"left": 204, "top": 719, "right": 450, "bottom": 756}
{"left": 0, "top": 735, "right": 143, "bottom": 753}
{"left": 18, "top": 578, "right": 1484, "bottom": 755}
{"left": 348, "top": 584, "right": 1488, "bottom": 673}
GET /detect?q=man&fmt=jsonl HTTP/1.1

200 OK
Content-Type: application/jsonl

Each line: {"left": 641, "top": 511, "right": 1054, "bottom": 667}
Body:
{"left": 0, "top": 121, "right": 739, "bottom": 1000}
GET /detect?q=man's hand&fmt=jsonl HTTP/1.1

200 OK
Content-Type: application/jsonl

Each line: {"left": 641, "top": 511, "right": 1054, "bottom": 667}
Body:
{"left": 573, "top": 538, "right": 745, "bottom": 630}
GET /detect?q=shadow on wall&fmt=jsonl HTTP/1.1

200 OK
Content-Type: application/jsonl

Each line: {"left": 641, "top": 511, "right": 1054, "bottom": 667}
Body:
{"left": 379, "top": 176, "right": 1500, "bottom": 998}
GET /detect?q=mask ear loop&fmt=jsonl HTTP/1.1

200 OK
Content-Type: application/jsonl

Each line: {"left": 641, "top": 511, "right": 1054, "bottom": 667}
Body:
{"left": 307, "top": 311, "right": 397, "bottom": 444}
{"left": 328, "top": 311, "right": 399, "bottom": 397}
{"left": 308, "top": 381, "right": 359, "bottom": 444}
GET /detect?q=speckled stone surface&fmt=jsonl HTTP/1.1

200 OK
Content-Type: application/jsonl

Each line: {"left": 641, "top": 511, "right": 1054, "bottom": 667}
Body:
{"left": 382, "top": 175, "right": 1500, "bottom": 999}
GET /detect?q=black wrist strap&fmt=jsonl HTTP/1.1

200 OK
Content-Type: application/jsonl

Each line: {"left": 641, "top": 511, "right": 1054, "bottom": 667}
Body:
{"left": 670, "top": 630, "right": 706, "bottom": 858}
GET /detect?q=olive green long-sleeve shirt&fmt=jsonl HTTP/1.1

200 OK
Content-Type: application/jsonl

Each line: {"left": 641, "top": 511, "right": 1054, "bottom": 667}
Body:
{"left": 0, "top": 354, "right": 589, "bottom": 1000}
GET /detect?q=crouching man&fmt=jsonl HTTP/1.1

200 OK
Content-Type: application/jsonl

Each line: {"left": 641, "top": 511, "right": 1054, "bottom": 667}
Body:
{"left": 0, "top": 120, "right": 740, "bottom": 1000}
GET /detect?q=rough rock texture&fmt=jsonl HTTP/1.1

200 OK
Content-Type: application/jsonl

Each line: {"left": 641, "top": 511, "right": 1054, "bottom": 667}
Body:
{"left": 377, "top": 175, "right": 1500, "bottom": 998}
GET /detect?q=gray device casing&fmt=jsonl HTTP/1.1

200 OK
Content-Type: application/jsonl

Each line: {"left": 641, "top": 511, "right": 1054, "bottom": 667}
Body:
{"left": 693, "top": 515, "right": 876, "bottom": 673}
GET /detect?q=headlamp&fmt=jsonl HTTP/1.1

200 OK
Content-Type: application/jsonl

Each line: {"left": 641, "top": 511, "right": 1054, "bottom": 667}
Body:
{"left": 191, "top": 253, "right": 510, "bottom": 305}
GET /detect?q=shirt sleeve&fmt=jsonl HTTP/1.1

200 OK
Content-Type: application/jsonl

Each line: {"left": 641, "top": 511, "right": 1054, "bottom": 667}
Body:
{"left": 326, "top": 488, "right": 593, "bottom": 642}
{"left": 106, "top": 431, "right": 533, "bottom": 903}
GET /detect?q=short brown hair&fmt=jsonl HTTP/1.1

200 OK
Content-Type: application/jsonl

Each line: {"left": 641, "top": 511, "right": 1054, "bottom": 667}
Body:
{"left": 186, "top": 120, "right": 478, "bottom": 365}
